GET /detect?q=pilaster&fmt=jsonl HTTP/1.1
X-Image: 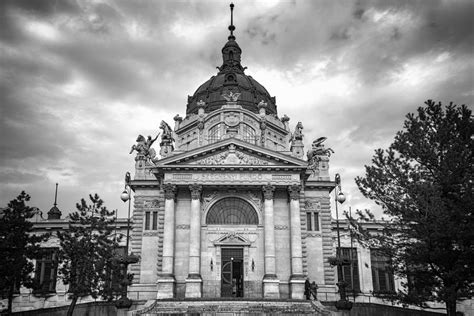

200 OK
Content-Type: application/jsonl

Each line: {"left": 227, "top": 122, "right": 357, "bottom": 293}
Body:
{"left": 288, "top": 184, "right": 305, "bottom": 299}
{"left": 185, "top": 184, "right": 203, "bottom": 298}
{"left": 262, "top": 184, "right": 280, "bottom": 298}
{"left": 157, "top": 183, "right": 176, "bottom": 299}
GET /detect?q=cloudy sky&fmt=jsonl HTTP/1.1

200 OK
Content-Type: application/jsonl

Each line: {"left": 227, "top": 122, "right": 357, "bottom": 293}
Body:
{"left": 1, "top": 0, "right": 473, "bottom": 219}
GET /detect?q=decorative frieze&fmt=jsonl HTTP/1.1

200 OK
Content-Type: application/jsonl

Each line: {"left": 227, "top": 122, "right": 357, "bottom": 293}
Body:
{"left": 173, "top": 174, "right": 193, "bottom": 180}
{"left": 274, "top": 225, "right": 288, "bottom": 230}
{"left": 144, "top": 200, "right": 160, "bottom": 208}
{"left": 262, "top": 184, "right": 275, "bottom": 200}
{"left": 207, "top": 114, "right": 220, "bottom": 126}
{"left": 143, "top": 231, "right": 160, "bottom": 236}
{"left": 176, "top": 224, "right": 190, "bottom": 230}
{"left": 305, "top": 199, "right": 322, "bottom": 211}
{"left": 170, "top": 173, "right": 299, "bottom": 185}
{"left": 243, "top": 115, "right": 257, "bottom": 127}
{"left": 288, "top": 185, "right": 301, "bottom": 200}
{"left": 189, "top": 184, "right": 202, "bottom": 200}
{"left": 163, "top": 183, "right": 177, "bottom": 200}
{"left": 272, "top": 175, "right": 291, "bottom": 181}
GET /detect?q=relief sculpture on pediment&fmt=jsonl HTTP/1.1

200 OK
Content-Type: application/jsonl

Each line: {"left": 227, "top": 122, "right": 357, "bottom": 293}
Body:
{"left": 190, "top": 149, "right": 270, "bottom": 165}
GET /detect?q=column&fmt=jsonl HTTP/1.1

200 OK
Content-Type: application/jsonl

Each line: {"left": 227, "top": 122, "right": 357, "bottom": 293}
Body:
{"left": 185, "top": 184, "right": 202, "bottom": 298}
{"left": 262, "top": 184, "right": 280, "bottom": 298}
{"left": 288, "top": 185, "right": 305, "bottom": 299}
{"left": 157, "top": 183, "right": 176, "bottom": 299}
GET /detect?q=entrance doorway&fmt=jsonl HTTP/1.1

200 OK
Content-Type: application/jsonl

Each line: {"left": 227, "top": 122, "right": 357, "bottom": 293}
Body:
{"left": 221, "top": 248, "right": 243, "bottom": 297}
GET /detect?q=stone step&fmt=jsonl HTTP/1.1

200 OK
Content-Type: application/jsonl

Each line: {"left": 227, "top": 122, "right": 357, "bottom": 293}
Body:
{"left": 132, "top": 299, "right": 330, "bottom": 315}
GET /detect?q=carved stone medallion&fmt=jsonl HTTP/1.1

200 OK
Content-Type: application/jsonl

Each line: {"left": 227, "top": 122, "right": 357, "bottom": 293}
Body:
{"left": 224, "top": 113, "right": 240, "bottom": 127}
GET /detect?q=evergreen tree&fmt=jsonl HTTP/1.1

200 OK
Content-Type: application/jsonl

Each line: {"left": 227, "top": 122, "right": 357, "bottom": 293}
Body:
{"left": 354, "top": 100, "right": 474, "bottom": 315}
{"left": 57, "top": 194, "right": 120, "bottom": 316}
{"left": 0, "top": 192, "right": 47, "bottom": 315}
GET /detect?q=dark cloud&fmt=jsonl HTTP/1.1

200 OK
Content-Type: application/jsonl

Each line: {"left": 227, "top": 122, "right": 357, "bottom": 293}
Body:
{"left": 0, "top": 0, "right": 80, "bottom": 16}
{"left": 0, "top": 0, "right": 80, "bottom": 43}
{"left": 0, "top": 0, "right": 473, "bottom": 217}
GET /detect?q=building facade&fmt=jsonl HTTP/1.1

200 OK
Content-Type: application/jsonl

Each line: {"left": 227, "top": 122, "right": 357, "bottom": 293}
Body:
{"left": 126, "top": 21, "right": 337, "bottom": 301}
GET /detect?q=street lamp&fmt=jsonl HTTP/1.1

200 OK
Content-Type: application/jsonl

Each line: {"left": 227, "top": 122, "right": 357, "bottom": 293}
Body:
{"left": 115, "top": 172, "right": 139, "bottom": 309}
{"left": 334, "top": 173, "right": 353, "bottom": 311}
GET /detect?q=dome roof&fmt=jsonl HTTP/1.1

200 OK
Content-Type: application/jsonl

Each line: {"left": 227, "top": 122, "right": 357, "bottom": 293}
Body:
{"left": 47, "top": 205, "right": 61, "bottom": 220}
{"left": 186, "top": 70, "right": 277, "bottom": 116}
{"left": 186, "top": 17, "right": 277, "bottom": 116}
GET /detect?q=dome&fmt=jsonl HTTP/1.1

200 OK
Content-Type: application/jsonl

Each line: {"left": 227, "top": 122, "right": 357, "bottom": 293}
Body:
{"left": 186, "top": 27, "right": 277, "bottom": 116}
{"left": 47, "top": 206, "right": 61, "bottom": 220}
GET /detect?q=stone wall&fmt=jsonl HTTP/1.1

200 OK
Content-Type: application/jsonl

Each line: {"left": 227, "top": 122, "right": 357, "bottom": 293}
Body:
{"left": 10, "top": 302, "right": 118, "bottom": 316}
{"left": 322, "top": 302, "right": 446, "bottom": 316}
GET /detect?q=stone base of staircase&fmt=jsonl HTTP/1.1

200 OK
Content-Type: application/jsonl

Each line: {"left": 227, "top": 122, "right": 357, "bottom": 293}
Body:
{"left": 131, "top": 298, "right": 332, "bottom": 315}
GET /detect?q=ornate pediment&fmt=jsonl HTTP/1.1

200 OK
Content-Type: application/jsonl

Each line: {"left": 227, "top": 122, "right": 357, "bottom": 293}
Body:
{"left": 156, "top": 138, "right": 307, "bottom": 169}
{"left": 189, "top": 145, "right": 271, "bottom": 165}
{"left": 213, "top": 233, "right": 251, "bottom": 246}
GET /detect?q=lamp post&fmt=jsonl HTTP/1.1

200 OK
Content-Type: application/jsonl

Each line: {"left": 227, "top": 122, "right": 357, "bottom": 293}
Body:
{"left": 115, "top": 172, "right": 139, "bottom": 309}
{"left": 334, "top": 173, "right": 353, "bottom": 311}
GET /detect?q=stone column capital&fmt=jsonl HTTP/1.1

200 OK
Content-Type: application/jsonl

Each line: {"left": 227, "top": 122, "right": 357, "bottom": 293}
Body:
{"left": 288, "top": 184, "right": 301, "bottom": 200}
{"left": 163, "top": 183, "right": 177, "bottom": 200}
{"left": 262, "top": 184, "right": 275, "bottom": 200}
{"left": 189, "top": 184, "right": 202, "bottom": 200}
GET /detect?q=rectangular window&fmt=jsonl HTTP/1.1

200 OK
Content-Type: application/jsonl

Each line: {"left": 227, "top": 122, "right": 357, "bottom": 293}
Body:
{"left": 336, "top": 247, "right": 360, "bottom": 293}
{"left": 152, "top": 211, "right": 158, "bottom": 230}
{"left": 306, "top": 212, "right": 320, "bottom": 231}
{"left": 371, "top": 249, "right": 395, "bottom": 293}
{"left": 144, "top": 211, "right": 158, "bottom": 230}
{"left": 144, "top": 211, "right": 150, "bottom": 230}
{"left": 306, "top": 212, "right": 312, "bottom": 231}
{"left": 314, "top": 213, "right": 319, "bottom": 231}
{"left": 34, "top": 248, "right": 58, "bottom": 294}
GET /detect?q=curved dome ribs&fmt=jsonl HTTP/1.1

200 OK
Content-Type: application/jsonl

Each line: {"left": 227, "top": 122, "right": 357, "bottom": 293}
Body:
{"left": 186, "top": 5, "right": 277, "bottom": 116}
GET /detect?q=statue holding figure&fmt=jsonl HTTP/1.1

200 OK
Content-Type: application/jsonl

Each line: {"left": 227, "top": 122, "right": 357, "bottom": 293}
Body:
{"left": 130, "top": 132, "right": 160, "bottom": 161}
{"left": 159, "top": 120, "right": 175, "bottom": 157}
{"left": 307, "top": 137, "right": 334, "bottom": 175}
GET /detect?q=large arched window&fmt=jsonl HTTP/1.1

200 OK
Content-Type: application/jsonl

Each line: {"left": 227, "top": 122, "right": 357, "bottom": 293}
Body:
{"left": 206, "top": 197, "right": 258, "bottom": 225}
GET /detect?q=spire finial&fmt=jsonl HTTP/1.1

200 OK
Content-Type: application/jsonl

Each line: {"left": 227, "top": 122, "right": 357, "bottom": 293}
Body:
{"left": 53, "top": 183, "right": 58, "bottom": 207}
{"left": 228, "top": 3, "right": 236, "bottom": 40}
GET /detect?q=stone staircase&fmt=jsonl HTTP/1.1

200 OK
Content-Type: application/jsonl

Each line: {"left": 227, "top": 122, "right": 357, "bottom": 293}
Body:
{"left": 131, "top": 298, "right": 332, "bottom": 315}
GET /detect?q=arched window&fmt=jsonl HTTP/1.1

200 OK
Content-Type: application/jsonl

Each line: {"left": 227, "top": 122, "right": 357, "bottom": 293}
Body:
{"left": 206, "top": 197, "right": 258, "bottom": 225}
{"left": 208, "top": 124, "right": 222, "bottom": 143}
{"left": 242, "top": 124, "right": 256, "bottom": 144}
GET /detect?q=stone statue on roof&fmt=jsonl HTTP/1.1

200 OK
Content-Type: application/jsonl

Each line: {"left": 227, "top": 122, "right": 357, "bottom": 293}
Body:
{"left": 307, "top": 137, "right": 334, "bottom": 175}
{"left": 222, "top": 91, "right": 241, "bottom": 102}
{"left": 290, "top": 122, "right": 304, "bottom": 143}
{"left": 159, "top": 120, "right": 175, "bottom": 157}
{"left": 130, "top": 133, "right": 159, "bottom": 161}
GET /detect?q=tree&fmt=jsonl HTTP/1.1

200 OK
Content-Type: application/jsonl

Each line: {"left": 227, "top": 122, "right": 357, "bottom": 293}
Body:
{"left": 0, "top": 192, "right": 47, "bottom": 315}
{"left": 354, "top": 100, "right": 474, "bottom": 316}
{"left": 57, "top": 194, "right": 121, "bottom": 316}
